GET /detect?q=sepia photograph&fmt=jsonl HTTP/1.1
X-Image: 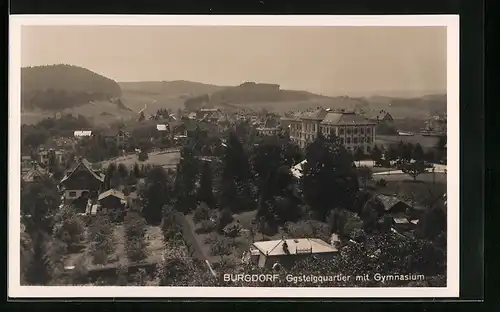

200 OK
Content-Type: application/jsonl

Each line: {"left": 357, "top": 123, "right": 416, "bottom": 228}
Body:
{"left": 9, "top": 15, "right": 459, "bottom": 298}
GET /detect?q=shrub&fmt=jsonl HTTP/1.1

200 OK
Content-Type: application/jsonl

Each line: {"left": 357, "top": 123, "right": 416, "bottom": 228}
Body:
{"left": 51, "top": 206, "right": 86, "bottom": 248}
{"left": 196, "top": 220, "right": 217, "bottom": 234}
{"left": 203, "top": 232, "right": 218, "bottom": 244}
{"left": 216, "top": 208, "right": 234, "bottom": 233}
{"left": 193, "top": 202, "right": 211, "bottom": 224}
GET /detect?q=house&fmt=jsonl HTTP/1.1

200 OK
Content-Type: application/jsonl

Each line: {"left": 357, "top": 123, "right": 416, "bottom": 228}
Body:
{"left": 98, "top": 189, "right": 126, "bottom": 213}
{"left": 251, "top": 238, "right": 338, "bottom": 269}
{"left": 290, "top": 159, "right": 307, "bottom": 179}
{"left": 367, "top": 110, "right": 394, "bottom": 124}
{"left": 74, "top": 130, "right": 93, "bottom": 138}
{"left": 59, "top": 158, "right": 105, "bottom": 203}
{"left": 256, "top": 117, "right": 280, "bottom": 136}
{"left": 375, "top": 194, "right": 412, "bottom": 215}
{"left": 38, "top": 148, "right": 65, "bottom": 166}
{"left": 22, "top": 162, "right": 48, "bottom": 183}
{"left": 21, "top": 155, "right": 32, "bottom": 173}
{"left": 103, "top": 129, "right": 133, "bottom": 150}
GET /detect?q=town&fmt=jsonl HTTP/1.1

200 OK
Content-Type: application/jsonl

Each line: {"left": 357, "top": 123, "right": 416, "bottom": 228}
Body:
{"left": 20, "top": 102, "right": 447, "bottom": 287}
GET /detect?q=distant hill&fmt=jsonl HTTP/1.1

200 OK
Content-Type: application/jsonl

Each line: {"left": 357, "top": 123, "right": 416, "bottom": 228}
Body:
{"left": 206, "top": 82, "right": 329, "bottom": 106}
{"left": 21, "top": 64, "right": 122, "bottom": 111}
{"left": 119, "top": 80, "right": 226, "bottom": 97}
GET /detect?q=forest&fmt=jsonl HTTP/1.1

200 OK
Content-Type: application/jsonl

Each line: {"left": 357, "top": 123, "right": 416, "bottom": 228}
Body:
{"left": 21, "top": 64, "right": 122, "bottom": 110}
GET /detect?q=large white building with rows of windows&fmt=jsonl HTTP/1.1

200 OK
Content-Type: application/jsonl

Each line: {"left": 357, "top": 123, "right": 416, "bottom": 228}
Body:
{"left": 282, "top": 108, "right": 377, "bottom": 152}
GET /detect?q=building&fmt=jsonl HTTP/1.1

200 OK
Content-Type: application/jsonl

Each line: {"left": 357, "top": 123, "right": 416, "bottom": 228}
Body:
{"left": 98, "top": 189, "right": 126, "bottom": 214}
{"left": 320, "top": 111, "right": 376, "bottom": 153}
{"left": 59, "top": 158, "right": 105, "bottom": 203}
{"left": 284, "top": 108, "right": 376, "bottom": 152}
{"left": 21, "top": 155, "right": 32, "bottom": 173}
{"left": 367, "top": 110, "right": 394, "bottom": 124}
{"left": 375, "top": 194, "right": 412, "bottom": 215}
{"left": 251, "top": 238, "right": 338, "bottom": 269}
{"left": 38, "top": 148, "right": 65, "bottom": 166}
{"left": 22, "top": 162, "right": 48, "bottom": 183}
{"left": 74, "top": 130, "right": 93, "bottom": 138}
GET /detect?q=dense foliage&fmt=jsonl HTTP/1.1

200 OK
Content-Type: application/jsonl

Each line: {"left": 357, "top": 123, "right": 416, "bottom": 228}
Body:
{"left": 22, "top": 64, "right": 121, "bottom": 110}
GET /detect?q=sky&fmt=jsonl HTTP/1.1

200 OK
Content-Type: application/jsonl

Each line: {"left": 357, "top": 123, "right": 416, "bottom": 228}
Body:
{"left": 21, "top": 26, "right": 447, "bottom": 97}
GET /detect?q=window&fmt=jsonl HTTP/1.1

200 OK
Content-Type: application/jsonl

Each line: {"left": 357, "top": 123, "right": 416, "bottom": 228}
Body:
{"left": 367, "top": 127, "right": 371, "bottom": 134}
{"left": 339, "top": 128, "right": 345, "bottom": 135}
{"left": 346, "top": 138, "right": 351, "bottom": 144}
{"left": 69, "top": 191, "right": 77, "bottom": 197}
{"left": 347, "top": 127, "right": 352, "bottom": 135}
{"left": 360, "top": 127, "right": 365, "bottom": 135}
{"left": 366, "top": 137, "right": 371, "bottom": 143}
{"left": 354, "top": 127, "right": 358, "bottom": 135}
{"left": 340, "top": 138, "right": 345, "bottom": 144}
{"left": 354, "top": 137, "right": 358, "bottom": 144}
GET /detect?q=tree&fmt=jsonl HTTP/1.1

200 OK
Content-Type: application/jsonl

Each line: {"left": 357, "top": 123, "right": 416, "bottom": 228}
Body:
{"left": 103, "top": 163, "right": 117, "bottom": 191}
{"left": 193, "top": 202, "right": 212, "bottom": 224}
{"left": 326, "top": 208, "right": 347, "bottom": 236}
{"left": 301, "top": 134, "right": 359, "bottom": 220}
{"left": 385, "top": 145, "right": 398, "bottom": 162}
{"left": 138, "top": 111, "right": 146, "bottom": 122}
{"left": 357, "top": 166, "right": 373, "bottom": 189}
{"left": 371, "top": 144, "right": 382, "bottom": 166}
{"left": 219, "top": 131, "right": 254, "bottom": 213}
{"left": 412, "top": 143, "right": 425, "bottom": 162}
{"left": 51, "top": 205, "right": 86, "bottom": 249}
{"left": 401, "top": 161, "right": 427, "bottom": 181}
{"left": 210, "top": 236, "right": 233, "bottom": 262}
{"left": 87, "top": 216, "right": 115, "bottom": 265}
{"left": 23, "top": 128, "right": 50, "bottom": 149}
{"left": 156, "top": 242, "right": 217, "bottom": 286}
{"left": 23, "top": 232, "right": 54, "bottom": 285}
{"left": 161, "top": 206, "right": 183, "bottom": 243}
{"left": 117, "top": 163, "right": 129, "bottom": 181}
{"left": 140, "top": 166, "right": 171, "bottom": 225}
{"left": 435, "top": 136, "right": 447, "bottom": 162}
{"left": 132, "top": 163, "right": 142, "bottom": 179}
{"left": 197, "top": 161, "right": 215, "bottom": 208}
{"left": 354, "top": 146, "right": 364, "bottom": 166}
{"left": 21, "top": 177, "right": 60, "bottom": 235}
{"left": 361, "top": 197, "right": 383, "bottom": 233}
{"left": 217, "top": 208, "right": 234, "bottom": 233}
{"left": 174, "top": 144, "right": 199, "bottom": 213}
{"left": 124, "top": 211, "right": 149, "bottom": 263}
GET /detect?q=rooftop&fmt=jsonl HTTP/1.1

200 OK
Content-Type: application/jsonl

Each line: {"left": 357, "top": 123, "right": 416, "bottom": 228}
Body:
{"left": 321, "top": 111, "right": 376, "bottom": 126}
{"left": 98, "top": 189, "right": 126, "bottom": 201}
{"left": 252, "top": 238, "right": 337, "bottom": 256}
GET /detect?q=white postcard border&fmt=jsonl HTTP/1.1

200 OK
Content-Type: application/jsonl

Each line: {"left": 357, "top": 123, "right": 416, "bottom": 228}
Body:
{"left": 8, "top": 14, "right": 460, "bottom": 298}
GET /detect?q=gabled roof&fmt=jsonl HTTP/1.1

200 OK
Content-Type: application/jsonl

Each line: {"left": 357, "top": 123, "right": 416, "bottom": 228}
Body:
{"left": 252, "top": 238, "right": 337, "bottom": 256}
{"left": 321, "top": 112, "right": 376, "bottom": 125}
{"left": 375, "top": 194, "right": 411, "bottom": 211}
{"left": 60, "top": 158, "right": 105, "bottom": 184}
{"left": 301, "top": 108, "right": 328, "bottom": 120}
{"left": 98, "top": 189, "right": 125, "bottom": 201}
{"left": 22, "top": 167, "right": 48, "bottom": 182}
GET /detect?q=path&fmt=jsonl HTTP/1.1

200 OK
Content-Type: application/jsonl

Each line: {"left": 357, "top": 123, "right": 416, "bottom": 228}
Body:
{"left": 173, "top": 211, "right": 207, "bottom": 263}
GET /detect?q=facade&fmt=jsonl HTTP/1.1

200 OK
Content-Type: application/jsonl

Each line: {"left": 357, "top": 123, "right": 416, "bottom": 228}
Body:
{"left": 22, "top": 162, "right": 48, "bottom": 183}
{"left": 251, "top": 238, "right": 338, "bottom": 269}
{"left": 285, "top": 109, "right": 377, "bottom": 152}
{"left": 98, "top": 189, "right": 126, "bottom": 213}
{"left": 256, "top": 127, "right": 280, "bottom": 136}
{"left": 21, "top": 155, "right": 32, "bottom": 173}
{"left": 38, "top": 149, "right": 65, "bottom": 166}
{"left": 59, "top": 158, "right": 105, "bottom": 203}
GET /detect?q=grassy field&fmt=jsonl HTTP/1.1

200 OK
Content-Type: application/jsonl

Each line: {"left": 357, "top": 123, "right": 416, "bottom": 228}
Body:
{"left": 100, "top": 150, "right": 181, "bottom": 169}
{"left": 368, "top": 172, "right": 447, "bottom": 209}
